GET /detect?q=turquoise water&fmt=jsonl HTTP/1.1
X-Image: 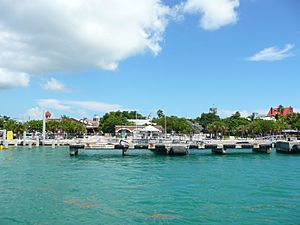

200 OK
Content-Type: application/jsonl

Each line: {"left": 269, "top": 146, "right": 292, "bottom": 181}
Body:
{"left": 0, "top": 147, "right": 299, "bottom": 225}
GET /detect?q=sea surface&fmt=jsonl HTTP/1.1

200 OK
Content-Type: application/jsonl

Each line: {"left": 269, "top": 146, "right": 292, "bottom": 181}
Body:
{"left": 0, "top": 147, "right": 299, "bottom": 225}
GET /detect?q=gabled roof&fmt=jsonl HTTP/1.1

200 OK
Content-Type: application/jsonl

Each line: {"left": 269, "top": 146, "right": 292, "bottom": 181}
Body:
{"left": 267, "top": 107, "right": 293, "bottom": 117}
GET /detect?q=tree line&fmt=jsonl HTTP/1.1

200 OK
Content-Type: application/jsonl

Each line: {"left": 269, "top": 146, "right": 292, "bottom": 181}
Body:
{"left": 0, "top": 115, "right": 86, "bottom": 138}
{"left": 1, "top": 108, "right": 300, "bottom": 138}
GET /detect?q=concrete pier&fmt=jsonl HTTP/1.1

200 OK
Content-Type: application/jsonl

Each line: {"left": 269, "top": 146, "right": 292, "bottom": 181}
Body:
{"left": 66, "top": 141, "right": 291, "bottom": 156}
{"left": 253, "top": 144, "right": 272, "bottom": 154}
{"left": 276, "top": 141, "right": 300, "bottom": 154}
{"left": 167, "top": 146, "right": 188, "bottom": 156}
{"left": 212, "top": 147, "right": 226, "bottom": 155}
{"left": 69, "top": 144, "right": 85, "bottom": 156}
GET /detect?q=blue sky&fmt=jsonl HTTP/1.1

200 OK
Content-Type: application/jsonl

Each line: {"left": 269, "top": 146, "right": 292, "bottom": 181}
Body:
{"left": 0, "top": 0, "right": 299, "bottom": 120}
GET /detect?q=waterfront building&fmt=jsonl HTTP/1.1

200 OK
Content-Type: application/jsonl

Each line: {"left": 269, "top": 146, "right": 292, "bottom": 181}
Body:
{"left": 267, "top": 106, "right": 293, "bottom": 117}
{"left": 115, "top": 125, "right": 163, "bottom": 138}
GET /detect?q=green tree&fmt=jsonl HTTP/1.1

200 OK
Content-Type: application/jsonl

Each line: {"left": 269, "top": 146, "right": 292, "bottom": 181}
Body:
{"left": 250, "top": 120, "right": 275, "bottom": 136}
{"left": 122, "top": 111, "right": 145, "bottom": 119}
{"left": 3, "top": 119, "right": 25, "bottom": 136}
{"left": 100, "top": 111, "right": 133, "bottom": 133}
{"left": 195, "top": 113, "right": 220, "bottom": 130}
{"left": 282, "top": 113, "right": 300, "bottom": 129}
{"left": 24, "top": 120, "right": 43, "bottom": 132}
{"left": 156, "top": 109, "right": 165, "bottom": 118}
{"left": 47, "top": 120, "right": 62, "bottom": 133}
{"left": 152, "top": 116, "right": 195, "bottom": 134}
{"left": 207, "top": 121, "right": 227, "bottom": 139}
{"left": 61, "top": 116, "right": 86, "bottom": 135}
{"left": 223, "top": 113, "right": 250, "bottom": 136}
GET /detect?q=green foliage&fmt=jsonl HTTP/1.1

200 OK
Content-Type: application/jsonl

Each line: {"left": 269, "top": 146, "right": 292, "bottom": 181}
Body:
{"left": 153, "top": 116, "right": 195, "bottom": 134}
{"left": 1, "top": 109, "right": 300, "bottom": 138}
{"left": 207, "top": 121, "right": 227, "bottom": 138}
{"left": 61, "top": 116, "right": 86, "bottom": 134}
{"left": 222, "top": 113, "right": 250, "bottom": 136}
{"left": 157, "top": 109, "right": 165, "bottom": 118}
{"left": 248, "top": 120, "right": 276, "bottom": 136}
{"left": 282, "top": 113, "right": 300, "bottom": 129}
{"left": 195, "top": 113, "right": 220, "bottom": 130}
{"left": 47, "top": 120, "right": 62, "bottom": 133}
{"left": 0, "top": 116, "right": 25, "bottom": 136}
{"left": 121, "top": 111, "right": 145, "bottom": 119}
{"left": 100, "top": 111, "right": 134, "bottom": 133}
{"left": 24, "top": 120, "right": 43, "bottom": 132}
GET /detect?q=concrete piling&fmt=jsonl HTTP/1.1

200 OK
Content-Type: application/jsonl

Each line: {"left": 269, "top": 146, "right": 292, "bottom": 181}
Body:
{"left": 36, "top": 137, "right": 39, "bottom": 147}
{"left": 51, "top": 140, "right": 55, "bottom": 149}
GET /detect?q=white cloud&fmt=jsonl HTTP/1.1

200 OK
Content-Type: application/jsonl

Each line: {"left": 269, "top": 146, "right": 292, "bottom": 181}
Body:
{"left": 42, "top": 78, "right": 66, "bottom": 91}
{"left": 0, "top": 68, "right": 29, "bottom": 89}
{"left": 0, "top": 0, "right": 171, "bottom": 87}
{"left": 37, "top": 99, "right": 71, "bottom": 111}
{"left": 66, "top": 101, "right": 125, "bottom": 112}
{"left": 247, "top": 44, "right": 294, "bottom": 62}
{"left": 24, "top": 107, "right": 44, "bottom": 120}
{"left": 183, "top": 0, "right": 239, "bottom": 30}
{"left": 37, "top": 99, "right": 125, "bottom": 113}
{"left": 0, "top": 1, "right": 243, "bottom": 90}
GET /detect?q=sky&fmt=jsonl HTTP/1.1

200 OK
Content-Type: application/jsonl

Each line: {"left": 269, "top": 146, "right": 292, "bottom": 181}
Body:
{"left": 0, "top": 0, "right": 299, "bottom": 120}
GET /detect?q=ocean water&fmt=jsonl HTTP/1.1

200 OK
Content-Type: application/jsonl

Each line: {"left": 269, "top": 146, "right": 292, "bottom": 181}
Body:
{"left": 0, "top": 147, "right": 299, "bottom": 225}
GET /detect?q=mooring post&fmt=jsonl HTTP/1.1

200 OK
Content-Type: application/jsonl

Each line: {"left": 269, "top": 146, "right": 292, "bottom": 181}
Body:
{"left": 36, "top": 136, "right": 39, "bottom": 147}
{"left": 28, "top": 141, "right": 32, "bottom": 149}
{"left": 122, "top": 148, "right": 129, "bottom": 156}
{"left": 3, "top": 140, "right": 8, "bottom": 149}
{"left": 23, "top": 131, "right": 26, "bottom": 146}
{"left": 51, "top": 140, "right": 55, "bottom": 149}
{"left": 69, "top": 144, "right": 85, "bottom": 156}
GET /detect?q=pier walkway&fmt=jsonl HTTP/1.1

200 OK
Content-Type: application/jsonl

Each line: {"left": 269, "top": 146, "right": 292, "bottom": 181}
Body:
{"left": 69, "top": 141, "right": 300, "bottom": 156}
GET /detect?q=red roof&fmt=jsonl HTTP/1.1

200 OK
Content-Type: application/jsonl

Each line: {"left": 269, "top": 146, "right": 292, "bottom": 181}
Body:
{"left": 267, "top": 107, "right": 293, "bottom": 117}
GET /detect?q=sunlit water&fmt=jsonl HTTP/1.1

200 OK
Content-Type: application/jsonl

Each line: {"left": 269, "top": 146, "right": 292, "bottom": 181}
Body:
{"left": 0, "top": 147, "right": 299, "bottom": 225}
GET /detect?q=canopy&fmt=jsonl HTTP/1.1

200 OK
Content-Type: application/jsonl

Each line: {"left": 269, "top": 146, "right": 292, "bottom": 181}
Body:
{"left": 140, "top": 125, "right": 161, "bottom": 132}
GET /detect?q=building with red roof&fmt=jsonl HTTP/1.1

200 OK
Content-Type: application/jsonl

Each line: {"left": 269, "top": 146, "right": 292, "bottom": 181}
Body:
{"left": 267, "top": 106, "right": 293, "bottom": 117}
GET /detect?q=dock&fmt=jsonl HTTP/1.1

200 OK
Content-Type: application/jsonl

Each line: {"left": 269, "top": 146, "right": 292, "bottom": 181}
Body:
{"left": 68, "top": 141, "right": 290, "bottom": 156}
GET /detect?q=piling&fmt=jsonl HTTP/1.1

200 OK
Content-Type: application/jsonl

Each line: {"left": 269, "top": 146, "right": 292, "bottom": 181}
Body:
{"left": 28, "top": 141, "right": 32, "bottom": 149}
{"left": 276, "top": 141, "right": 300, "bottom": 154}
{"left": 212, "top": 147, "right": 226, "bottom": 155}
{"left": 36, "top": 137, "right": 39, "bottom": 147}
{"left": 69, "top": 144, "right": 85, "bottom": 156}
{"left": 23, "top": 131, "right": 26, "bottom": 146}
{"left": 168, "top": 146, "right": 188, "bottom": 156}
{"left": 276, "top": 141, "right": 291, "bottom": 154}
{"left": 253, "top": 144, "right": 272, "bottom": 154}
{"left": 3, "top": 141, "right": 8, "bottom": 149}
{"left": 122, "top": 149, "right": 129, "bottom": 156}
{"left": 134, "top": 144, "right": 148, "bottom": 149}
{"left": 51, "top": 140, "right": 55, "bottom": 149}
